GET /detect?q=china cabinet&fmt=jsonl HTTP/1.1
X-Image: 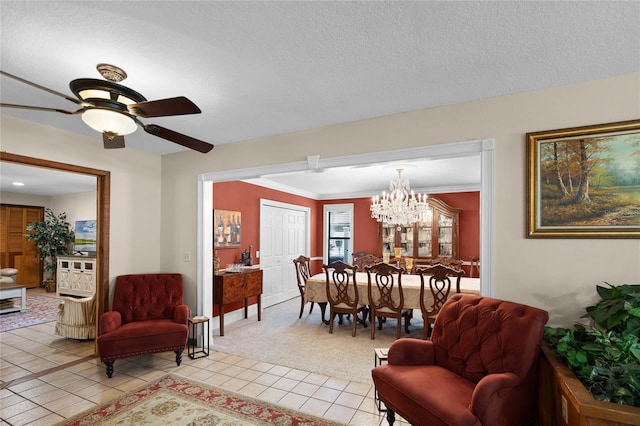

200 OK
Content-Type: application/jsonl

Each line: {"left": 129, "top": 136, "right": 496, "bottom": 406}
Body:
{"left": 378, "top": 196, "right": 461, "bottom": 262}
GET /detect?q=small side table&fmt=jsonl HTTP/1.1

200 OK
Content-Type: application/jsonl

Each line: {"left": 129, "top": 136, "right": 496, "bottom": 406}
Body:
{"left": 374, "top": 347, "right": 389, "bottom": 412}
{"left": 188, "top": 316, "right": 210, "bottom": 359}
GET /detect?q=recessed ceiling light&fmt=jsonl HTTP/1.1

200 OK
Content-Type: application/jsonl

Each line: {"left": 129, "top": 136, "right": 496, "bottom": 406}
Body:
{"left": 12, "top": 182, "right": 25, "bottom": 186}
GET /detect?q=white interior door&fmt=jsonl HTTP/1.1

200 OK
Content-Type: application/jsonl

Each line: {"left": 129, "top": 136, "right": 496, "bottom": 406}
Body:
{"left": 260, "top": 200, "right": 309, "bottom": 308}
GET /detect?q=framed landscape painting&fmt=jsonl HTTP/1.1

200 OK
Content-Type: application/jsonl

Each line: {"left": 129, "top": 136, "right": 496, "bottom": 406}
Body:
{"left": 527, "top": 119, "right": 640, "bottom": 238}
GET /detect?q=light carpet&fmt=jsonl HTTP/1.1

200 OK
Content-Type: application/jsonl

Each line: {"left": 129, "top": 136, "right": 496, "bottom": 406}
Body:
{"left": 62, "top": 374, "right": 347, "bottom": 426}
{"left": 210, "top": 298, "right": 426, "bottom": 384}
{"left": 0, "top": 293, "right": 59, "bottom": 332}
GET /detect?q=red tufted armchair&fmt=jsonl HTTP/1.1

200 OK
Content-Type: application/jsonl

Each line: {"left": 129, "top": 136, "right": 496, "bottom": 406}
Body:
{"left": 97, "top": 273, "right": 189, "bottom": 378}
{"left": 372, "top": 294, "right": 549, "bottom": 426}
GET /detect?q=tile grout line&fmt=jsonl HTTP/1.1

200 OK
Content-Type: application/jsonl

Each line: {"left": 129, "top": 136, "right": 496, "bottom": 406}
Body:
{"left": 0, "top": 354, "right": 98, "bottom": 390}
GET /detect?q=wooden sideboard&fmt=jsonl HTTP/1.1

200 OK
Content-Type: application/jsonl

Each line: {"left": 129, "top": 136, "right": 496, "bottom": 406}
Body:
{"left": 214, "top": 269, "right": 263, "bottom": 336}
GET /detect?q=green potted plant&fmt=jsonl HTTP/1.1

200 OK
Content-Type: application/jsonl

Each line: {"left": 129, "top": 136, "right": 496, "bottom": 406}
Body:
{"left": 24, "top": 208, "right": 75, "bottom": 292}
{"left": 540, "top": 283, "right": 640, "bottom": 425}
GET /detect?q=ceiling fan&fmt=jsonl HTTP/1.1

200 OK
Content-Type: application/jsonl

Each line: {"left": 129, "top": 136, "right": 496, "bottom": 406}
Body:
{"left": 0, "top": 64, "right": 214, "bottom": 153}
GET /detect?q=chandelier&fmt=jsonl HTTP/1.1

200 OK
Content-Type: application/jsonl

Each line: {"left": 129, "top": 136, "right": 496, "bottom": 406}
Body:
{"left": 370, "top": 168, "right": 430, "bottom": 229}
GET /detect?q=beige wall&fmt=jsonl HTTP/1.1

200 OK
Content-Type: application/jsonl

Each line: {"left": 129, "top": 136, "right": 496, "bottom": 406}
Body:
{"left": 2, "top": 74, "right": 639, "bottom": 326}
{"left": 0, "top": 115, "right": 163, "bottom": 281}
{"left": 1, "top": 190, "right": 96, "bottom": 248}
{"left": 51, "top": 192, "right": 97, "bottom": 226}
{"left": 1, "top": 191, "right": 52, "bottom": 208}
{"left": 161, "top": 73, "right": 640, "bottom": 327}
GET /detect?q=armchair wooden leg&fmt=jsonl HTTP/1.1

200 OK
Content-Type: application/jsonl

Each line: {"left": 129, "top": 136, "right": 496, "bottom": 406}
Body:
{"left": 104, "top": 360, "right": 114, "bottom": 378}
{"left": 299, "top": 297, "right": 305, "bottom": 319}
{"left": 174, "top": 348, "right": 183, "bottom": 366}
{"left": 386, "top": 408, "right": 395, "bottom": 425}
{"left": 309, "top": 301, "right": 314, "bottom": 314}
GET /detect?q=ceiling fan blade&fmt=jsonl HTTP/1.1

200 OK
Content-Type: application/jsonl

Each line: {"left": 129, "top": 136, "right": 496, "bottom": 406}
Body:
{"left": 0, "top": 103, "right": 84, "bottom": 115}
{"left": 128, "top": 96, "right": 201, "bottom": 118}
{"left": 102, "top": 132, "right": 125, "bottom": 149}
{"left": 143, "top": 124, "right": 214, "bottom": 153}
{"left": 1, "top": 70, "right": 83, "bottom": 106}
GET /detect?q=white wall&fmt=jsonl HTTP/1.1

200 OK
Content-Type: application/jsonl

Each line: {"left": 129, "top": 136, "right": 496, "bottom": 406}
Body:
{"left": 161, "top": 73, "right": 640, "bottom": 327}
{"left": 0, "top": 116, "right": 163, "bottom": 285}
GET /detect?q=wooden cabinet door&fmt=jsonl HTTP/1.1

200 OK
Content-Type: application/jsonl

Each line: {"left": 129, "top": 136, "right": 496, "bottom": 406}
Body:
{"left": 223, "top": 274, "right": 244, "bottom": 304}
{"left": 245, "top": 270, "right": 263, "bottom": 296}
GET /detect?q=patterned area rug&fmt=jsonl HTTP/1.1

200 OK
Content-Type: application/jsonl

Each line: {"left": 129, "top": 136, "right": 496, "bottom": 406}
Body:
{"left": 63, "top": 374, "right": 347, "bottom": 426}
{"left": 0, "top": 294, "right": 59, "bottom": 332}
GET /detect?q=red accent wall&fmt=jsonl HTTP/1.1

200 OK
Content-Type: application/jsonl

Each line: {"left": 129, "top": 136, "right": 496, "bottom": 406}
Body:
{"left": 212, "top": 181, "right": 319, "bottom": 316}
{"left": 213, "top": 181, "right": 318, "bottom": 266}
{"left": 211, "top": 182, "right": 480, "bottom": 316}
{"left": 319, "top": 197, "right": 380, "bottom": 258}
{"left": 319, "top": 192, "right": 479, "bottom": 271}
{"left": 434, "top": 192, "right": 480, "bottom": 271}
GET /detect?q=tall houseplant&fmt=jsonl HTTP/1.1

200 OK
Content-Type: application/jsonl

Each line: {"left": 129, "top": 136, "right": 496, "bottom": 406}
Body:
{"left": 24, "top": 208, "right": 75, "bottom": 292}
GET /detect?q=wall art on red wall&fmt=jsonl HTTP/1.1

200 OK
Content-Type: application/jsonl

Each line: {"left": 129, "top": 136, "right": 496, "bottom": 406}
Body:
{"left": 214, "top": 209, "right": 241, "bottom": 248}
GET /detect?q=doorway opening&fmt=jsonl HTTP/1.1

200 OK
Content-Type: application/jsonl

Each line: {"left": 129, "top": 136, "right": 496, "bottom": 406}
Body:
{"left": 197, "top": 139, "right": 495, "bottom": 325}
{"left": 0, "top": 152, "right": 110, "bottom": 350}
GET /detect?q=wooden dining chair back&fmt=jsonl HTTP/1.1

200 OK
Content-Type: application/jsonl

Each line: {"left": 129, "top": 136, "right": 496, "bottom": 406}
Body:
{"left": 416, "top": 264, "right": 464, "bottom": 339}
{"left": 416, "top": 257, "right": 463, "bottom": 273}
{"left": 293, "top": 255, "right": 315, "bottom": 319}
{"left": 365, "top": 262, "right": 411, "bottom": 340}
{"left": 352, "top": 252, "right": 382, "bottom": 272}
{"left": 323, "top": 260, "right": 367, "bottom": 337}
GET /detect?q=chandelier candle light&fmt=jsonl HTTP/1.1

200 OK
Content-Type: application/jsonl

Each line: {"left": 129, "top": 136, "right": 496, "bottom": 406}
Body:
{"left": 370, "top": 168, "right": 430, "bottom": 230}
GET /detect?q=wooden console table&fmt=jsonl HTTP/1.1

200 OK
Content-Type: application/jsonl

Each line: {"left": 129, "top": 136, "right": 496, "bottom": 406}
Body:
{"left": 214, "top": 269, "right": 263, "bottom": 336}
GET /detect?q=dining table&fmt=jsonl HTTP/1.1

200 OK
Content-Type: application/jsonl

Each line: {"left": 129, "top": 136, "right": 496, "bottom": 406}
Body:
{"left": 305, "top": 272, "right": 480, "bottom": 324}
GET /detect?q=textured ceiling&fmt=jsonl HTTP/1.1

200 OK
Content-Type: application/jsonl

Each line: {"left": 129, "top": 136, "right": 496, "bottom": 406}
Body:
{"left": 1, "top": 1, "right": 638, "bottom": 196}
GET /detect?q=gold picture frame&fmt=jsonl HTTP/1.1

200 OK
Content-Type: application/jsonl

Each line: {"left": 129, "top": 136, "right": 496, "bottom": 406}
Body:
{"left": 214, "top": 209, "right": 241, "bottom": 248}
{"left": 526, "top": 119, "right": 640, "bottom": 238}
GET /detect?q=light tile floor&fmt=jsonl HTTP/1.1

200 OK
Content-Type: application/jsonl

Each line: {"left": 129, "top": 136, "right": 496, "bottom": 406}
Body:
{"left": 0, "top": 296, "right": 409, "bottom": 426}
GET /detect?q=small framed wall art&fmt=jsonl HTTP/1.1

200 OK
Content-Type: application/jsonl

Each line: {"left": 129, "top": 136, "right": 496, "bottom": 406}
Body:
{"left": 74, "top": 220, "right": 97, "bottom": 253}
{"left": 214, "top": 210, "right": 241, "bottom": 248}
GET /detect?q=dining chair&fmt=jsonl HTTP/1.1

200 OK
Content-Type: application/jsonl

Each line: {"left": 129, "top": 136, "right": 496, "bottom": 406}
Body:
{"left": 323, "top": 260, "right": 368, "bottom": 337}
{"left": 416, "top": 264, "right": 464, "bottom": 339}
{"left": 469, "top": 255, "right": 480, "bottom": 278}
{"left": 352, "top": 251, "right": 382, "bottom": 272}
{"left": 365, "top": 262, "right": 411, "bottom": 340}
{"left": 418, "top": 257, "right": 463, "bottom": 272}
{"left": 293, "top": 255, "right": 314, "bottom": 319}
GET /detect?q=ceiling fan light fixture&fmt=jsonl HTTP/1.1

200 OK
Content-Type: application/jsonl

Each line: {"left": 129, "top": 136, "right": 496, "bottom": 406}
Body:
{"left": 96, "top": 63, "right": 127, "bottom": 82}
{"left": 81, "top": 108, "right": 137, "bottom": 136}
{"left": 78, "top": 89, "right": 110, "bottom": 101}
